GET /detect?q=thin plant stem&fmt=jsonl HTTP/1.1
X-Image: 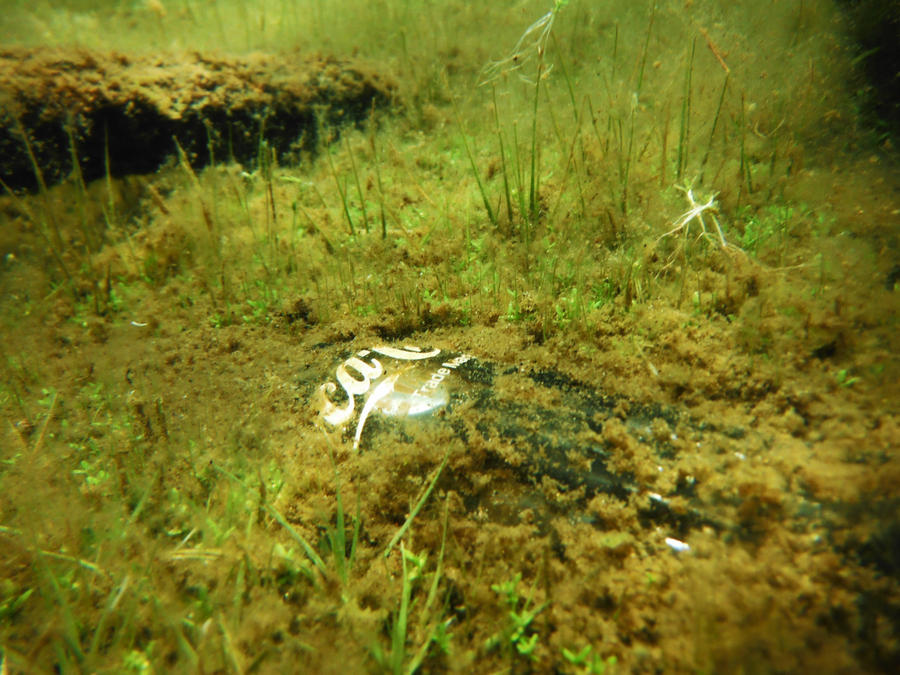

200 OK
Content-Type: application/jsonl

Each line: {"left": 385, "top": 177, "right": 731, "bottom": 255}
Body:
{"left": 451, "top": 94, "right": 497, "bottom": 228}
{"left": 344, "top": 134, "right": 369, "bottom": 234}
{"left": 326, "top": 145, "right": 356, "bottom": 237}
{"left": 491, "top": 86, "right": 514, "bottom": 229}
{"left": 624, "top": 0, "right": 657, "bottom": 214}
{"left": 699, "top": 73, "right": 730, "bottom": 184}
{"left": 528, "top": 61, "right": 543, "bottom": 233}
{"left": 383, "top": 449, "right": 450, "bottom": 558}
{"left": 677, "top": 37, "right": 697, "bottom": 182}
{"left": 369, "top": 111, "right": 388, "bottom": 239}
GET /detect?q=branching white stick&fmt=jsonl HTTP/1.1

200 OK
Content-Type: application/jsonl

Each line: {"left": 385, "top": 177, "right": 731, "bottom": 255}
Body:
{"left": 659, "top": 184, "right": 729, "bottom": 248}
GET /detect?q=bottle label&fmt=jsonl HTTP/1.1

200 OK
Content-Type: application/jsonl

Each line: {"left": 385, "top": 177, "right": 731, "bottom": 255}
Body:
{"left": 315, "top": 345, "right": 473, "bottom": 450}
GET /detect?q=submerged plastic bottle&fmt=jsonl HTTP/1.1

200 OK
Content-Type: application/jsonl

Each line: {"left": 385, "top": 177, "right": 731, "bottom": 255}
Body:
{"left": 312, "top": 343, "right": 719, "bottom": 537}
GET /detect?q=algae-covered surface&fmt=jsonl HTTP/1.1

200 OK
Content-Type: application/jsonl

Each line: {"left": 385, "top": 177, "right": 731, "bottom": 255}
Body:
{"left": 1, "top": 1, "right": 898, "bottom": 673}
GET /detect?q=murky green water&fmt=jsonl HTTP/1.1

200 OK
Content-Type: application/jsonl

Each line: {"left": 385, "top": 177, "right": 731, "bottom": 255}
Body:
{"left": 1, "top": 1, "right": 898, "bottom": 672}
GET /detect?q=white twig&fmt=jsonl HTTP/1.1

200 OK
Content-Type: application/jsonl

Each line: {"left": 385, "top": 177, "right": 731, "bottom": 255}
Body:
{"left": 659, "top": 184, "right": 728, "bottom": 248}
